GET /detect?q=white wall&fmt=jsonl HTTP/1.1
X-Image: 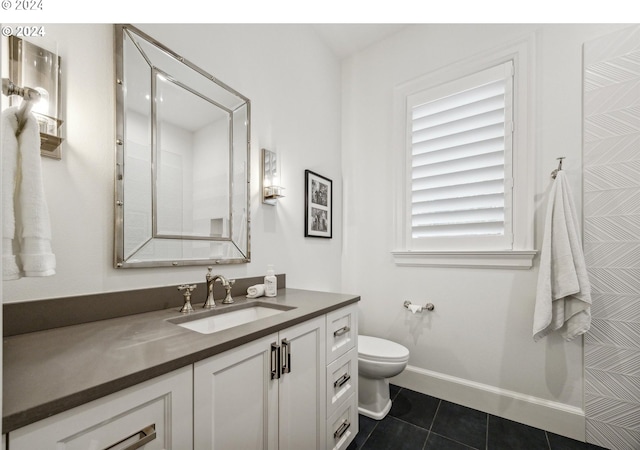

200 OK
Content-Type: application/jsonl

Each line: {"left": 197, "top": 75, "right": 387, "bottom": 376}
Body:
{"left": 3, "top": 24, "right": 344, "bottom": 303}
{"left": 341, "top": 24, "right": 630, "bottom": 439}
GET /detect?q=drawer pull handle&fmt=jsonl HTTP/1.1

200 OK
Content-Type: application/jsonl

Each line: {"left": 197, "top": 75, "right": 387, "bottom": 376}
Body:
{"left": 333, "top": 326, "right": 350, "bottom": 337}
{"left": 333, "top": 419, "right": 351, "bottom": 439}
{"left": 103, "top": 424, "right": 156, "bottom": 450}
{"left": 334, "top": 373, "right": 351, "bottom": 388}
{"left": 271, "top": 342, "right": 281, "bottom": 379}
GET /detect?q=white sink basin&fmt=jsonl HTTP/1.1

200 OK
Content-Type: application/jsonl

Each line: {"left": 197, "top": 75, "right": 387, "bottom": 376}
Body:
{"left": 172, "top": 305, "right": 290, "bottom": 334}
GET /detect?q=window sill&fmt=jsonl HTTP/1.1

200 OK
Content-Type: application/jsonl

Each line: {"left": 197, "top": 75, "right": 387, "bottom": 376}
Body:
{"left": 391, "top": 250, "right": 537, "bottom": 269}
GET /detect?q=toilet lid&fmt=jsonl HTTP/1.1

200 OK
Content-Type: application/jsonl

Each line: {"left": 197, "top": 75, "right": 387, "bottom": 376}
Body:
{"left": 358, "top": 335, "right": 409, "bottom": 362}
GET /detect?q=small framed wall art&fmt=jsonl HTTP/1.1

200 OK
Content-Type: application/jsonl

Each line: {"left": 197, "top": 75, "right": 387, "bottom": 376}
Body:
{"left": 304, "top": 170, "right": 332, "bottom": 238}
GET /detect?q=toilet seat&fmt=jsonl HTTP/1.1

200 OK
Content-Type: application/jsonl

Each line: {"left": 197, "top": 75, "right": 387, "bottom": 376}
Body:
{"left": 358, "top": 335, "right": 409, "bottom": 363}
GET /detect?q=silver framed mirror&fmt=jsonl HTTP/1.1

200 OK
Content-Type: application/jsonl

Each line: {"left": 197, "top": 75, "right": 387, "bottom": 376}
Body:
{"left": 114, "top": 24, "right": 250, "bottom": 268}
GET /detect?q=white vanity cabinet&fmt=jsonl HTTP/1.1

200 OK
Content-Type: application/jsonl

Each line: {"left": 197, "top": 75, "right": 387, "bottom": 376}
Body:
{"left": 8, "top": 365, "right": 193, "bottom": 450}
{"left": 6, "top": 302, "right": 359, "bottom": 450}
{"left": 194, "top": 316, "right": 327, "bottom": 449}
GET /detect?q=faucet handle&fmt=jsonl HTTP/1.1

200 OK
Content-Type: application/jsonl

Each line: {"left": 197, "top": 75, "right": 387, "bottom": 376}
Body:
{"left": 221, "top": 279, "right": 235, "bottom": 304}
{"left": 178, "top": 284, "right": 197, "bottom": 313}
{"left": 178, "top": 284, "right": 197, "bottom": 294}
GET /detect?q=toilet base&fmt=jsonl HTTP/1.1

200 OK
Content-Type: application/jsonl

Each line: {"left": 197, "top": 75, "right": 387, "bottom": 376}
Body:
{"left": 358, "top": 375, "right": 393, "bottom": 420}
{"left": 358, "top": 399, "right": 392, "bottom": 420}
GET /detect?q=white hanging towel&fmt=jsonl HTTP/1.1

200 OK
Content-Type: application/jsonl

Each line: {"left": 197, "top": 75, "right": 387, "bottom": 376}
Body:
{"left": 533, "top": 171, "right": 591, "bottom": 341}
{"left": 2, "top": 106, "right": 56, "bottom": 280}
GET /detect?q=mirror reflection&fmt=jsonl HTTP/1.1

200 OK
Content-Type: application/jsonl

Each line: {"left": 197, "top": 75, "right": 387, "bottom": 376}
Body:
{"left": 115, "top": 24, "right": 250, "bottom": 268}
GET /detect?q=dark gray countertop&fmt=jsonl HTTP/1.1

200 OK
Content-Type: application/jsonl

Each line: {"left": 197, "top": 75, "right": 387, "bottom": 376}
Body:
{"left": 3, "top": 288, "right": 359, "bottom": 433}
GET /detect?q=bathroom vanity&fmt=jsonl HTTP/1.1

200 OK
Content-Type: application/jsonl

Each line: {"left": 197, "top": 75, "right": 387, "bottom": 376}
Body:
{"left": 3, "top": 288, "right": 359, "bottom": 449}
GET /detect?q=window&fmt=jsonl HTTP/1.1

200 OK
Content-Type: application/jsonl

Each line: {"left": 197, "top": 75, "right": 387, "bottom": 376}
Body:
{"left": 409, "top": 62, "right": 513, "bottom": 248}
{"left": 393, "top": 39, "right": 536, "bottom": 268}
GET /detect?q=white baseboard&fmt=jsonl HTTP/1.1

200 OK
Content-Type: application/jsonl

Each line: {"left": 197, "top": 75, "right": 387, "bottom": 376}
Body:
{"left": 390, "top": 365, "right": 586, "bottom": 442}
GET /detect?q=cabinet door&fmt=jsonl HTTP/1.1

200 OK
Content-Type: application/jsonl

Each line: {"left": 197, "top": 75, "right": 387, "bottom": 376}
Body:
{"left": 194, "top": 333, "right": 278, "bottom": 450}
{"left": 278, "top": 316, "right": 326, "bottom": 450}
{"left": 9, "top": 365, "right": 192, "bottom": 450}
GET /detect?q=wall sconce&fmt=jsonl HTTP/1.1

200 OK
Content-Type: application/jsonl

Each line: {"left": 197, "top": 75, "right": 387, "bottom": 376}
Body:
{"left": 9, "top": 36, "right": 63, "bottom": 159}
{"left": 262, "top": 148, "right": 285, "bottom": 205}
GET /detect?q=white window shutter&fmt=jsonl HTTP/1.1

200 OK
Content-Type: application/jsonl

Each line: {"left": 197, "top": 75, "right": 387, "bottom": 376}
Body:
{"left": 408, "top": 61, "right": 514, "bottom": 247}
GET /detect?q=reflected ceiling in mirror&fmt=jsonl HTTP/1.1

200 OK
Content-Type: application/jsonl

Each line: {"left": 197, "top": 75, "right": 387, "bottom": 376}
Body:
{"left": 114, "top": 24, "right": 250, "bottom": 268}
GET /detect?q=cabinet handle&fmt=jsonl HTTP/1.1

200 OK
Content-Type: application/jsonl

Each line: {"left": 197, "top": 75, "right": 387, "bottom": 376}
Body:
{"left": 103, "top": 424, "right": 156, "bottom": 450}
{"left": 271, "top": 342, "right": 281, "bottom": 379}
{"left": 333, "top": 325, "right": 350, "bottom": 337}
{"left": 334, "top": 373, "right": 351, "bottom": 388}
{"left": 333, "top": 419, "right": 351, "bottom": 439}
{"left": 281, "top": 338, "right": 291, "bottom": 374}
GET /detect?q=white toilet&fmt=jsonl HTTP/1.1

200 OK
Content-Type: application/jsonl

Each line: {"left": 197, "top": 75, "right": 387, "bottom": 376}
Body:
{"left": 357, "top": 335, "right": 410, "bottom": 420}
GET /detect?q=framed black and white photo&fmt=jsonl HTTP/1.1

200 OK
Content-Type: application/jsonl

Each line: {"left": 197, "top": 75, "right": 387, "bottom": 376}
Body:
{"left": 305, "top": 170, "right": 332, "bottom": 238}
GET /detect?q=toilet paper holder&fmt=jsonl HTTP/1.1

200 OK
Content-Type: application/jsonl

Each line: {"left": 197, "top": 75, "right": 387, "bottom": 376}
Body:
{"left": 403, "top": 300, "right": 435, "bottom": 312}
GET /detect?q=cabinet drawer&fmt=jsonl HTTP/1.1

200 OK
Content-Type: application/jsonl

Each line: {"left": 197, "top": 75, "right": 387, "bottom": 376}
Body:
{"left": 9, "top": 366, "right": 192, "bottom": 450}
{"left": 326, "top": 347, "right": 358, "bottom": 418}
{"left": 326, "top": 393, "right": 358, "bottom": 450}
{"left": 326, "top": 303, "right": 358, "bottom": 363}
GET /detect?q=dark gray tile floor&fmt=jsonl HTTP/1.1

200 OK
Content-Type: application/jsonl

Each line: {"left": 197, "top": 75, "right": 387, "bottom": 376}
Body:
{"left": 348, "top": 385, "right": 608, "bottom": 450}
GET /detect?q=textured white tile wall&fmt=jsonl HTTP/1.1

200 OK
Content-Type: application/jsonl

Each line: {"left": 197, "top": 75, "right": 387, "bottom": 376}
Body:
{"left": 583, "top": 24, "right": 640, "bottom": 450}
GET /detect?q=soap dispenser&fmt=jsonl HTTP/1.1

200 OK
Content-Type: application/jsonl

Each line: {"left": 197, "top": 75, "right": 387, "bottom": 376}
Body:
{"left": 264, "top": 265, "right": 277, "bottom": 297}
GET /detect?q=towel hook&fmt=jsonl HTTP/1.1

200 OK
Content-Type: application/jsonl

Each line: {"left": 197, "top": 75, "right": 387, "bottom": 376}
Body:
{"left": 551, "top": 157, "right": 565, "bottom": 179}
{"left": 2, "top": 77, "right": 41, "bottom": 137}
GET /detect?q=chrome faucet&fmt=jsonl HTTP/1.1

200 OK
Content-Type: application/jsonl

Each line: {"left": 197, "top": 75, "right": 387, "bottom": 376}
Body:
{"left": 203, "top": 267, "right": 236, "bottom": 307}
